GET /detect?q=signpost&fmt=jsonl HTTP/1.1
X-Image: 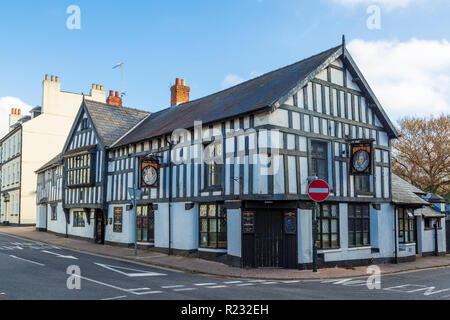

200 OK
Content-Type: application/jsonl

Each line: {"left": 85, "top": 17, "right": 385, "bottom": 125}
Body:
{"left": 308, "top": 178, "right": 330, "bottom": 273}
{"left": 129, "top": 156, "right": 143, "bottom": 258}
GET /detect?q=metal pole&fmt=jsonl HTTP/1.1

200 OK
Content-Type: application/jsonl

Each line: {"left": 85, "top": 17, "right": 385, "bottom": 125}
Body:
{"left": 134, "top": 157, "right": 138, "bottom": 257}
{"left": 313, "top": 201, "right": 318, "bottom": 272}
{"left": 434, "top": 222, "right": 439, "bottom": 256}
{"left": 168, "top": 138, "right": 173, "bottom": 256}
{"left": 394, "top": 207, "right": 398, "bottom": 264}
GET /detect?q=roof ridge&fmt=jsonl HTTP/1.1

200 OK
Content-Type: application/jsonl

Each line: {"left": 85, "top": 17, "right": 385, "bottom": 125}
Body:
{"left": 152, "top": 44, "right": 342, "bottom": 115}
{"left": 85, "top": 100, "right": 150, "bottom": 114}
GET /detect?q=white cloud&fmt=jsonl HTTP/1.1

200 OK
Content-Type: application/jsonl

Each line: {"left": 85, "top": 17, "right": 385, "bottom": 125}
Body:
{"left": 0, "top": 97, "right": 32, "bottom": 138}
{"left": 331, "top": 0, "right": 430, "bottom": 10}
{"left": 221, "top": 74, "right": 247, "bottom": 89}
{"left": 347, "top": 38, "right": 450, "bottom": 121}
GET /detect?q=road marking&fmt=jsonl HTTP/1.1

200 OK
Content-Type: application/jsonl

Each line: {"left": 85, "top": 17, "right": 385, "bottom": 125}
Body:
{"left": 282, "top": 280, "right": 301, "bottom": 284}
{"left": 262, "top": 282, "right": 278, "bottom": 285}
{"left": 194, "top": 283, "right": 217, "bottom": 286}
{"left": 236, "top": 283, "right": 255, "bottom": 287}
{"left": 206, "top": 285, "right": 228, "bottom": 289}
{"left": 161, "top": 285, "right": 185, "bottom": 289}
{"left": 248, "top": 280, "right": 266, "bottom": 283}
{"left": 41, "top": 250, "right": 78, "bottom": 260}
{"left": 128, "top": 288, "right": 163, "bottom": 295}
{"left": 101, "top": 295, "right": 127, "bottom": 301}
{"left": 95, "top": 263, "right": 166, "bottom": 277}
{"left": 73, "top": 275, "right": 160, "bottom": 295}
{"left": 173, "top": 288, "right": 197, "bottom": 292}
{"left": 9, "top": 255, "right": 45, "bottom": 266}
{"left": 224, "top": 281, "right": 243, "bottom": 284}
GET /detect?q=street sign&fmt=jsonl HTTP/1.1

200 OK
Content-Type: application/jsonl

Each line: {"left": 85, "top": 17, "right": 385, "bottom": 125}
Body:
{"left": 308, "top": 179, "right": 330, "bottom": 202}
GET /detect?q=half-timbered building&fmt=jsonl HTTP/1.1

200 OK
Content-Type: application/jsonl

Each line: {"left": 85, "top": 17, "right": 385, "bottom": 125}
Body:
{"left": 38, "top": 39, "right": 433, "bottom": 269}
{"left": 35, "top": 154, "right": 64, "bottom": 232}
{"left": 39, "top": 93, "right": 150, "bottom": 242}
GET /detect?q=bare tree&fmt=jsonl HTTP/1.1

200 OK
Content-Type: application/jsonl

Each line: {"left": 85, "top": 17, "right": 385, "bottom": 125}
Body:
{"left": 392, "top": 114, "right": 450, "bottom": 198}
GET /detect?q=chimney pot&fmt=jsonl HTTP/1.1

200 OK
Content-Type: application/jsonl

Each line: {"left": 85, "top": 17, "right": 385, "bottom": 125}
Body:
{"left": 100, "top": 85, "right": 104, "bottom": 91}
{"left": 51, "top": 75, "right": 54, "bottom": 82}
{"left": 18, "top": 109, "right": 21, "bottom": 116}
{"left": 92, "top": 84, "right": 96, "bottom": 89}
{"left": 45, "top": 74, "right": 49, "bottom": 81}
{"left": 55, "top": 76, "right": 59, "bottom": 83}
{"left": 107, "top": 89, "right": 123, "bottom": 107}
{"left": 171, "top": 77, "right": 190, "bottom": 106}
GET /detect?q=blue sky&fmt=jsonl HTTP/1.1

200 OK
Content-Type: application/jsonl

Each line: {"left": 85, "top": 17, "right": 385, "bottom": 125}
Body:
{"left": 0, "top": 0, "right": 449, "bottom": 136}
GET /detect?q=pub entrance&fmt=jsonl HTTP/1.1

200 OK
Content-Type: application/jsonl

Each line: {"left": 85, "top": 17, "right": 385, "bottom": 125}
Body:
{"left": 242, "top": 207, "right": 298, "bottom": 269}
{"left": 136, "top": 205, "right": 155, "bottom": 244}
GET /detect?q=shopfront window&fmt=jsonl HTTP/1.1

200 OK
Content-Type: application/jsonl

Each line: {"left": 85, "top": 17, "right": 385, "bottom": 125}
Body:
{"left": 199, "top": 203, "right": 227, "bottom": 249}
{"left": 318, "top": 204, "right": 340, "bottom": 249}
{"left": 398, "top": 208, "right": 415, "bottom": 243}
{"left": 348, "top": 204, "right": 370, "bottom": 247}
{"left": 73, "top": 211, "right": 85, "bottom": 227}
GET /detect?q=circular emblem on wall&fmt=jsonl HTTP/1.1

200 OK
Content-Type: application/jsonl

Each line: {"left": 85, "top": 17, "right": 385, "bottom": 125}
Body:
{"left": 353, "top": 150, "right": 370, "bottom": 173}
{"left": 143, "top": 166, "right": 158, "bottom": 186}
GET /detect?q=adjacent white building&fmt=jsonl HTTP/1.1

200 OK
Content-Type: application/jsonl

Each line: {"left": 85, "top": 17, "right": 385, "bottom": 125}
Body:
{"left": 1, "top": 75, "right": 106, "bottom": 225}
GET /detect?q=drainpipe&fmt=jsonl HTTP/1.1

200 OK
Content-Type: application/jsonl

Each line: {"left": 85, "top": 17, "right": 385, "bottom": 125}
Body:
{"left": 434, "top": 222, "right": 439, "bottom": 256}
{"left": 166, "top": 135, "right": 173, "bottom": 256}
{"left": 394, "top": 206, "right": 398, "bottom": 264}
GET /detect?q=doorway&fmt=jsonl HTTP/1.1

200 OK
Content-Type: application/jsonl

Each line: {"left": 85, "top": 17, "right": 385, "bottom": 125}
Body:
{"left": 95, "top": 210, "right": 105, "bottom": 244}
{"left": 242, "top": 209, "right": 298, "bottom": 269}
{"left": 136, "top": 205, "right": 155, "bottom": 243}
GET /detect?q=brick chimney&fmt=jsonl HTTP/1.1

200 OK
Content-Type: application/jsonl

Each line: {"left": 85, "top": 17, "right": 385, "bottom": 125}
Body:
{"left": 106, "top": 90, "right": 122, "bottom": 107}
{"left": 9, "top": 108, "right": 22, "bottom": 131}
{"left": 171, "top": 78, "right": 190, "bottom": 106}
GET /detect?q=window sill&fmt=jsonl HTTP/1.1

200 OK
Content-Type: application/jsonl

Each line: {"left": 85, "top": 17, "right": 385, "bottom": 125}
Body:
{"left": 318, "top": 248, "right": 342, "bottom": 254}
{"left": 348, "top": 246, "right": 371, "bottom": 251}
{"left": 198, "top": 248, "right": 227, "bottom": 253}
{"left": 201, "top": 187, "right": 223, "bottom": 192}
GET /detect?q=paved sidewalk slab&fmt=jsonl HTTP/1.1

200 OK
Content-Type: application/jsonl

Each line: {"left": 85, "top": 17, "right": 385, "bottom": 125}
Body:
{"left": 1, "top": 226, "right": 449, "bottom": 280}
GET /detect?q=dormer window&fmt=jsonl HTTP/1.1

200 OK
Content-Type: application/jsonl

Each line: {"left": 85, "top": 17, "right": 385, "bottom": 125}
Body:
{"left": 66, "top": 153, "right": 95, "bottom": 188}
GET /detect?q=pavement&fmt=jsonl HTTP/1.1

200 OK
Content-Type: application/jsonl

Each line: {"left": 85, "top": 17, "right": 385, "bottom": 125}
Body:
{"left": 1, "top": 231, "right": 450, "bottom": 300}
{"left": 1, "top": 226, "right": 450, "bottom": 281}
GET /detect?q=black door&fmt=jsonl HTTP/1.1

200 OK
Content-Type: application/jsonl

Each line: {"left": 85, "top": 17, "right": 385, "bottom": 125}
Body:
{"left": 255, "top": 209, "right": 283, "bottom": 268}
{"left": 243, "top": 209, "right": 298, "bottom": 269}
{"left": 446, "top": 220, "right": 450, "bottom": 254}
{"left": 95, "top": 210, "right": 105, "bottom": 244}
{"left": 136, "top": 205, "right": 155, "bottom": 243}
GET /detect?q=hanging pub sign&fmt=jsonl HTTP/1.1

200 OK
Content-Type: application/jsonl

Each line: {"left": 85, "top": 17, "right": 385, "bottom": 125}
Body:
{"left": 140, "top": 160, "right": 160, "bottom": 188}
{"left": 350, "top": 140, "right": 373, "bottom": 175}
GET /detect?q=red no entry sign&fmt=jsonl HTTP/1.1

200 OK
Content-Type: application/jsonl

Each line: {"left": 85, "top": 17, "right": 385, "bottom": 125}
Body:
{"left": 308, "top": 180, "right": 330, "bottom": 202}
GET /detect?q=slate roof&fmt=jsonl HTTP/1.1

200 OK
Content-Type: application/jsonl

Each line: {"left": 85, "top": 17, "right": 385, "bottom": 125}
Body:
{"left": 35, "top": 153, "right": 62, "bottom": 173}
{"left": 421, "top": 206, "right": 446, "bottom": 218}
{"left": 113, "top": 45, "right": 342, "bottom": 147}
{"left": 84, "top": 100, "right": 150, "bottom": 148}
{"left": 392, "top": 174, "right": 429, "bottom": 205}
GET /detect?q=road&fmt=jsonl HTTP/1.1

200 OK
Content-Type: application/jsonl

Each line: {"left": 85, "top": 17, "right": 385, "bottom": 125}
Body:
{"left": 0, "top": 232, "right": 450, "bottom": 300}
